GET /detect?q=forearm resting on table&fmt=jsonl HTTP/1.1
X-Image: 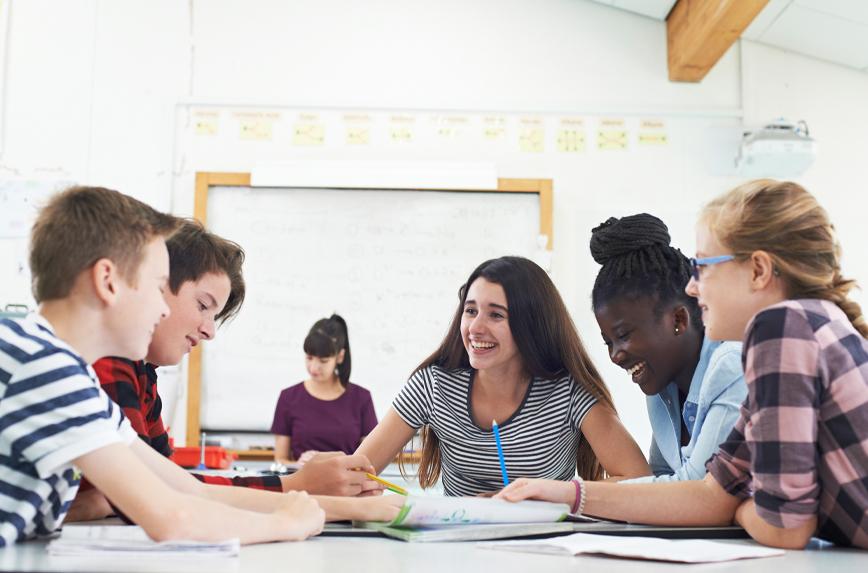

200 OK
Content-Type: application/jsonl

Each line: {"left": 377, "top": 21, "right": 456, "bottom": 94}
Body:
{"left": 76, "top": 443, "right": 323, "bottom": 544}
{"left": 583, "top": 474, "right": 740, "bottom": 526}
{"left": 312, "top": 494, "right": 404, "bottom": 523}
{"left": 501, "top": 473, "right": 740, "bottom": 526}
{"left": 734, "top": 498, "right": 817, "bottom": 549}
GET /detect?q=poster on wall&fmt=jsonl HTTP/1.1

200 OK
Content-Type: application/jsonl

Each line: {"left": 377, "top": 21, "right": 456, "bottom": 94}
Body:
{"left": 0, "top": 180, "right": 74, "bottom": 238}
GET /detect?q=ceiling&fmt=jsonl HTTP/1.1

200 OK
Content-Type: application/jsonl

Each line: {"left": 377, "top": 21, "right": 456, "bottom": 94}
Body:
{"left": 586, "top": 0, "right": 868, "bottom": 73}
{"left": 585, "top": 0, "right": 678, "bottom": 21}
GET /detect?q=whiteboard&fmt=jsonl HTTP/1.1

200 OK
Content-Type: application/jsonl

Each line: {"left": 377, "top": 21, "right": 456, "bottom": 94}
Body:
{"left": 201, "top": 186, "right": 541, "bottom": 431}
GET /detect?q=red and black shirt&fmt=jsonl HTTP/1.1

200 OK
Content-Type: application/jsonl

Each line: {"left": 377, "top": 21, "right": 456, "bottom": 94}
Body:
{"left": 83, "top": 357, "right": 281, "bottom": 492}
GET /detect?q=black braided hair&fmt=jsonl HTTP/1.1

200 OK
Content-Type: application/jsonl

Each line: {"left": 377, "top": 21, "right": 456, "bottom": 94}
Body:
{"left": 590, "top": 213, "right": 702, "bottom": 329}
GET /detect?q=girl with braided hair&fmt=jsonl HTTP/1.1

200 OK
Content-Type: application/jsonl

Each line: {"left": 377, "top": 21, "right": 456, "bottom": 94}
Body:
{"left": 496, "top": 181, "right": 868, "bottom": 550}
{"left": 589, "top": 213, "right": 746, "bottom": 484}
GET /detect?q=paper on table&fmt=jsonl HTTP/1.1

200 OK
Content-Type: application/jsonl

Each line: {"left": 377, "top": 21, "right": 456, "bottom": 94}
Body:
{"left": 479, "top": 532, "right": 784, "bottom": 563}
{"left": 48, "top": 526, "right": 240, "bottom": 558}
{"left": 389, "top": 495, "right": 569, "bottom": 527}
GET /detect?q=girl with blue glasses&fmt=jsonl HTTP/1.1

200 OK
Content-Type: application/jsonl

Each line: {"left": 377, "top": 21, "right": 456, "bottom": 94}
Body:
{"left": 496, "top": 181, "right": 868, "bottom": 550}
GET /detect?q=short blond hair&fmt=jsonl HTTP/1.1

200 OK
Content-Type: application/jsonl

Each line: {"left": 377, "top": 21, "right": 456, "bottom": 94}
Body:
{"left": 29, "top": 186, "right": 179, "bottom": 303}
{"left": 700, "top": 180, "right": 866, "bottom": 337}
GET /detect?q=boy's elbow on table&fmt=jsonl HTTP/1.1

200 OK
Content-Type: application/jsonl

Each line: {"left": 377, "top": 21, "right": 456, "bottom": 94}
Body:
{"left": 138, "top": 505, "right": 198, "bottom": 542}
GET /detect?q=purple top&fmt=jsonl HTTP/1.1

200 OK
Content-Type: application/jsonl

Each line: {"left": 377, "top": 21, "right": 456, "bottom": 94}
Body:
{"left": 270, "top": 382, "right": 378, "bottom": 459}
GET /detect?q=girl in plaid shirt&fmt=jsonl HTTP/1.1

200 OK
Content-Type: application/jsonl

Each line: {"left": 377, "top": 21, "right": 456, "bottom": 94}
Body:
{"left": 497, "top": 180, "right": 868, "bottom": 550}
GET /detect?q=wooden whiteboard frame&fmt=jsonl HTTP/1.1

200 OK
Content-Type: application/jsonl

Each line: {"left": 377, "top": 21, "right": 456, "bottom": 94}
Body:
{"left": 186, "top": 171, "right": 553, "bottom": 446}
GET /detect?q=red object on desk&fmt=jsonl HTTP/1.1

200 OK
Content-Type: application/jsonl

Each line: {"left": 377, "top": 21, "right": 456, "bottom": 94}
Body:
{"left": 171, "top": 446, "right": 237, "bottom": 469}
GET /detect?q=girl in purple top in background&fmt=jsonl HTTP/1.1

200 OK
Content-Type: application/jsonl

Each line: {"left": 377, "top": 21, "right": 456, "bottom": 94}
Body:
{"left": 495, "top": 180, "right": 868, "bottom": 551}
{"left": 271, "top": 315, "right": 378, "bottom": 466}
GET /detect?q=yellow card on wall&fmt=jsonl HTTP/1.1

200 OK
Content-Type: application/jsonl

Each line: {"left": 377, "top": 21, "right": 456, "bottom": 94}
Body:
{"left": 346, "top": 125, "right": 371, "bottom": 145}
{"left": 293, "top": 123, "right": 325, "bottom": 146}
{"left": 639, "top": 132, "right": 668, "bottom": 145}
{"left": 390, "top": 126, "right": 414, "bottom": 142}
{"left": 240, "top": 122, "right": 272, "bottom": 140}
{"left": 597, "top": 130, "right": 628, "bottom": 150}
{"left": 196, "top": 121, "right": 218, "bottom": 136}
{"left": 437, "top": 127, "right": 460, "bottom": 138}
{"left": 519, "top": 129, "right": 544, "bottom": 152}
{"left": 557, "top": 130, "right": 585, "bottom": 152}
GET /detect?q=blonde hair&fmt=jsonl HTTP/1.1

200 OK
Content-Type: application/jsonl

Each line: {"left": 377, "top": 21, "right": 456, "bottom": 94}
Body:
{"left": 700, "top": 180, "right": 867, "bottom": 338}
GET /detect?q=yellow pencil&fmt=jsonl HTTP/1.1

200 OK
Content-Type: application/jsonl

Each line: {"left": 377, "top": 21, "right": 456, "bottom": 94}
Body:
{"left": 365, "top": 472, "right": 408, "bottom": 495}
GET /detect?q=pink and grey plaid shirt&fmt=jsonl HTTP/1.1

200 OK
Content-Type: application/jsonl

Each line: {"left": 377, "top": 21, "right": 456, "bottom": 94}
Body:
{"left": 707, "top": 299, "right": 868, "bottom": 549}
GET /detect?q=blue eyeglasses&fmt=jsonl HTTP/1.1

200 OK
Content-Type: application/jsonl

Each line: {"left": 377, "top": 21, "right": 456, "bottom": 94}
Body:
{"left": 688, "top": 255, "right": 735, "bottom": 281}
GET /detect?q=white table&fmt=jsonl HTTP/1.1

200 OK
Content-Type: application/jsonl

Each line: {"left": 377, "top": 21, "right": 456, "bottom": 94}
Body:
{"left": 0, "top": 532, "right": 865, "bottom": 573}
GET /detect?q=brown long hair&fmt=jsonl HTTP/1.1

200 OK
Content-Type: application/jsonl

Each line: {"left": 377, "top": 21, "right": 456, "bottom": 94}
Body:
{"left": 400, "top": 256, "right": 617, "bottom": 488}
{"left": 701, "top": 180, "right": 867, "bottom": 338}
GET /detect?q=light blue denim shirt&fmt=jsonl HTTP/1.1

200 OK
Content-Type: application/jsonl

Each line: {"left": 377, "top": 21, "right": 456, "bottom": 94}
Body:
{"left": 621, "top": 336, "right": 746, "bottom": 483}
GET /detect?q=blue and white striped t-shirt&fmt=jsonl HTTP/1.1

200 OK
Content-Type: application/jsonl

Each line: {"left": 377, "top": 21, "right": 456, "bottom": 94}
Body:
{"left": 393, "top": 365, "right": 597, "bottom": 496}
{"left": 0, "top": 314, "right": 136, "bottom": 546}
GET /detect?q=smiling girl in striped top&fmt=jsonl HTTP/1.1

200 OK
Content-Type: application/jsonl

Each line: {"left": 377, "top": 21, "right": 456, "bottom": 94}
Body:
{"left": 357, "top": 256, "right": 651, "bottom": 496}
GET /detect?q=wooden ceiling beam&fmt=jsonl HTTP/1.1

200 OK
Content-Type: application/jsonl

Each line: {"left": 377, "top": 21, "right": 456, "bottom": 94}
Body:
{"left": 667, "top": 0, "right": 771, "bottom": 82}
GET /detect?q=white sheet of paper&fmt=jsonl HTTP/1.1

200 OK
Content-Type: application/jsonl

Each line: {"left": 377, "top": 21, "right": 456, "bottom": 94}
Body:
{"left": 391, "top": 495, "right": 569, "bottom": 526}
{"left": 480, "top": 532, "right": 785, "bottom": 563}
{"left": 48, "top": 526, "right": 240, "bottom": 558}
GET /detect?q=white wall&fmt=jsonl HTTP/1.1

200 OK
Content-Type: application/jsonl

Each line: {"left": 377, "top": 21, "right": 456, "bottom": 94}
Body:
{"left": 741, "top": 39, "right": 868, "bottom": 301}
{"left": 1, "top": 1, "right": 867, "bottom": 456}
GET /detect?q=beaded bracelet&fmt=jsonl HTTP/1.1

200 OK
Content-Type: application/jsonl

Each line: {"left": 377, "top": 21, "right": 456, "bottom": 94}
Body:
{"left": 571, "top": 477, "right": 586, "bottom": 515}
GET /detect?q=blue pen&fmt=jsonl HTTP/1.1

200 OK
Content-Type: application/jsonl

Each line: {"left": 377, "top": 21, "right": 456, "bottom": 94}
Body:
{"left": 492, "top": 419, "right": 509, "bottom": 487}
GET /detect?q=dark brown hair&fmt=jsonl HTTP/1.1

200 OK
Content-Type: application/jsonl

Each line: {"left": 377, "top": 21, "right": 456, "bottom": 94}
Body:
{"left": 400, "top": 256, "right": 617, "bottom": 487}
{"left": 166, "top": 219, "right": 245, "bottom": 325}
{"left": 303, "top": 314, "right": 352, "bottom": 387}
{"left": 29, "top": 186, "right": 178, "bottom": 303}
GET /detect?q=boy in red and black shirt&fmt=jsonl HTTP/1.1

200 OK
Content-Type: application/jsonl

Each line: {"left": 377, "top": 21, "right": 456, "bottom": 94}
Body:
{"left": 92, "top": 358, "right": 281, "bottom": 489}
{"left": 68, "top": 219, "right": 383, "bottom": 521}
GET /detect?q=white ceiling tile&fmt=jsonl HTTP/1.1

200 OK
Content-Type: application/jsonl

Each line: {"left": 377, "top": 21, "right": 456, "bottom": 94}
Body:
{"left": 584, "top": 0, "right": 616, "bottom": 7}
{"left": 759, "top": 5, "right": 868, "bottom": 69}
{"left": 794, "top": 0, "right": 868, "bottom": 26}
{"left": 742, "top": 0, "right": 794, "bottom": 41}
{"left": 612, "top": 0, "right": 678, "bottom": 20}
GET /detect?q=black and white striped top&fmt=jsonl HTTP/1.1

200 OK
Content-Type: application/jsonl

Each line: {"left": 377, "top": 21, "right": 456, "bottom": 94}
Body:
{"left": 0, "top": 315, "right": 136, "bottom": 546}
{"left": 393, "top": 365, "right": 597, "bottom": 497}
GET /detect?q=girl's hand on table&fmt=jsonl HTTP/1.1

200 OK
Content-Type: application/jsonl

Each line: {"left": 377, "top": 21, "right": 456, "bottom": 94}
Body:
{"left": 355, "top": 493, "right": 406, "bottom": 522}
{"left": 494, "top": 478, "right": 576, "bottom": 508}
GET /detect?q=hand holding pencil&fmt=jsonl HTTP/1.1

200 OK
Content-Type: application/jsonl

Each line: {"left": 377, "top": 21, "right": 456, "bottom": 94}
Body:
{"left": 363, "top": 472, "right": 408, "bottom": 496}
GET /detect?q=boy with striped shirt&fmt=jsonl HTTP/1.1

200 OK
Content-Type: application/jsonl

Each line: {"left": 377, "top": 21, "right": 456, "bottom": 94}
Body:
{"left": 0, "top": 186, "right": 399, "bottom": 546}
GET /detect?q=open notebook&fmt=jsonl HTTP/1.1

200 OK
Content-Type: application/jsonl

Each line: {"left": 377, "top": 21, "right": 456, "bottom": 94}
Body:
{"left": 355, "top": 494, "right": 579, "bottom": 542}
